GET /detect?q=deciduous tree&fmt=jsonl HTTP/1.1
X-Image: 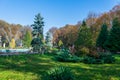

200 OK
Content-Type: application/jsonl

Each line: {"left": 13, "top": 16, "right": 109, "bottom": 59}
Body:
{"left": 23, "top": 31, "right": 32, "bottom": 47}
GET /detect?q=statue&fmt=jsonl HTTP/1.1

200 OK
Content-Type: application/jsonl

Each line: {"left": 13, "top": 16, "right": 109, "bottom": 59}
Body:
{"left": 0, "top": 36, "right": 2, "bottom": 47}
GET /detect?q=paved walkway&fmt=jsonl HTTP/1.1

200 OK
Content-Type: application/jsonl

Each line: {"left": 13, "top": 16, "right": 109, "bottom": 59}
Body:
{"left": 0, "top": 52, "right": 39, "bottom": 56}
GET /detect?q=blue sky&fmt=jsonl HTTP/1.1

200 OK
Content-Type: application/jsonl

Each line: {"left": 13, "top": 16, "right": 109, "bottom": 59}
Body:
{"left": 0, "top": 0, "right": 119, "bottom": 34}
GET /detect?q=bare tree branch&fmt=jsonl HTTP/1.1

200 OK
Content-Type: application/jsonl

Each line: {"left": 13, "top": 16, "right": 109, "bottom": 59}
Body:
{"left": 1, "top": 28, "right": 10, "bottom": 42}
{"left": 14, "top": 31, "right": 19, "bottom": 40}
{"left": 8, "top": 27, "right": 13, "bottom": 40}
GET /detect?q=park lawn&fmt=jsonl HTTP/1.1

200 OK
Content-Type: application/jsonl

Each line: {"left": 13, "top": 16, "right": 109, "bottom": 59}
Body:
{"left": 0, "top": 54, "right": 120, "bottom": 80}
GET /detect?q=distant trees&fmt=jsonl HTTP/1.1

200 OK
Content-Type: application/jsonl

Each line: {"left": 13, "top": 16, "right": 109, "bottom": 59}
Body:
{"left": 45, "top": 32, "right": 53, "bottom": 48}
{"left": 0, "top": 4, "right": 120, "bottom": 54}
{"left": 0, "top": 20, "right": 29, "bottom": 47}
{"left": 95, "top": 17, "right": 120, "bottom": 53}
{"left": 48, "top": 27, "right": 57, "bottom": 46}
{"left": 86, "top": 12, "right": 97, "bottom": 27}
{"left": 31, "top": 13, "right": 44, "bottom": 52}
{"left": 46, "top": 4, "right": 120, "bottom": 54}
{"left": 53, "top": 24, "right": 79, "bottom": 47}
{"left": 48, "top": 27, "right": 58, "bottom": 35}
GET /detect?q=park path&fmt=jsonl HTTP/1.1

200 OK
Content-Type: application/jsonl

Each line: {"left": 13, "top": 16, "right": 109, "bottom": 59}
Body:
{"left": 0, "top": 52, "right": 38, "bottom": 56}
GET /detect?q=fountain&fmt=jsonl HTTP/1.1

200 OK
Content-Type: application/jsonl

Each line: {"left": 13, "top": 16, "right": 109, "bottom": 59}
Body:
{"left": 0, "top": 38, "right": 31, "bottom": 53}
{"left": 0, "top": 48, "right": 31, "bottom": 53}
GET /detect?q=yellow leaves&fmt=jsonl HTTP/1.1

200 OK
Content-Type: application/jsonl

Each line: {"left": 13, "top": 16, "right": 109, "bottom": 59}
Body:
{"left": 9, "top": 38, "right": 16, "bottom": 49}
{"left": 58, "top": 40, "right": 63, "bottom": 47}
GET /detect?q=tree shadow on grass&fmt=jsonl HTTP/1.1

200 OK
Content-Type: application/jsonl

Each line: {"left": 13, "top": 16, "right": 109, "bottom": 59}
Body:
{"left": 0, "top": 54, "right": 56, "bottom": 80}
{"left": 69, "top": 63, "right": 120, "bottom": 80}
{"left": 0, "top": 54, "right": 120, "bottom": 80}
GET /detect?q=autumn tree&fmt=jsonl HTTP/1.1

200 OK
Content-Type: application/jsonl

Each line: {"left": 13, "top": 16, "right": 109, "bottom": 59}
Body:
{"left": 86, "top": 12, "right": 97, "bottom": 27}
{"left": 53, "top": 24, "right": 79, "bottom": 47}
{"left": 48, "top": 27, "right": 58, "bottom": 35}
{"left": 0, "top": 20, "right": 23, "bottom": 47}
{"left": 110, "top": 4, "right": 120, "bottom": 19}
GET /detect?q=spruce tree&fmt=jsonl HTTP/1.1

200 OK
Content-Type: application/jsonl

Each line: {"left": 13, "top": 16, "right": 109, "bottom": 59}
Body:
{"left": 75, "top": 21, "right": 93, "bottom": 49}
{"left": 104, "top": 18, "right": 120, "bottom": 52}
{"left": 31, "top": 13, "right": 44, "bottom": 52}
{"left": 96, "top": 23, "right": 108, "bottom": 50}
{"left": 31, "top": 13, "right": 44, "bottom": 39}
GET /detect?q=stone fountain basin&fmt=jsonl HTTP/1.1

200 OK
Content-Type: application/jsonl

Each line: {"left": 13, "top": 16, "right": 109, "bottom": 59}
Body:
{"left": 0, "top": 49, "right": 31, "bottom": 53}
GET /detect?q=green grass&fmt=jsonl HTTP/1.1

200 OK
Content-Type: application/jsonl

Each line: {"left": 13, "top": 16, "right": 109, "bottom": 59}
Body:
{"left": 0, "top": 54, "right": 120, "bottom": 80}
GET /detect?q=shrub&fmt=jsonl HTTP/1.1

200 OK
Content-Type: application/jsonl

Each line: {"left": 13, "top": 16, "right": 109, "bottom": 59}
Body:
{"left": 45, "top": 66, "right": 74, "bottom": 80}
{"left": 80, "top": 47, "right": 90, "bottom": 56}
{"left": 55, "top": 49, "right": 82, "bottom": 62}
{"left": 75, "top": 47, "right": 90, "bottom": 57}
{"left": 83, "top": 56, "right": 93, "bottom": 64}
{"left": 98, "top": 52, "right": 115, "bottom": 63}
{"left": 55, "top": 50, "right": 71, "bottom": 62}
{"left": 44, "top": 46, "right": 51, "bottom": 54}
{"left": 56, "top": 49, "right": 69, "bottom": 55}
{"left": 83, "top": 52, "right": 115, "bottom": 64}
{"left": 67, "top": 55, "right": 82, "bottom": 62}
{"left": 50, "top": 48, "right": 59, "bottom": 54}
{"left": 83, "top": 56, "right": 101, "bottom": 64}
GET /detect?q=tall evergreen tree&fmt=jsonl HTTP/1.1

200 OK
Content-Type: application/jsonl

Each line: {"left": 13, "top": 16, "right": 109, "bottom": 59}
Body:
{"left": 96, "top": 23, "right": 108, "bottom": 50}
{"left": 104, "top": 18, "right": 120, "bottom": 52}
{"left": 31, "top": 13, "right": 44, "bottom": 52}
{"left": 75, "top": 21, "right": 93, "bottom": 49}
{"left": 31, "top": 13, "right": 44, "bottom": 39}
{"left": 81, "top": 20, "right": 86, "bottom": 26}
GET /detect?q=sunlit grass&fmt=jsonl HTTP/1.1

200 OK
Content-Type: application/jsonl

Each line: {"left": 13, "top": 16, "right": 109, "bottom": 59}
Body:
{"left": 0, "top": 54, "right": 120, "bottom": 80}
{"left": 0, "top": 70, "right": 38, "bottom": 80}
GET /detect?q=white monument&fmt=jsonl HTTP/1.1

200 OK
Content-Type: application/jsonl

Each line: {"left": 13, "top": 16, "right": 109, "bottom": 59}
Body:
{"left": 0, "top": 36, "right": 2, "bottom": 47}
